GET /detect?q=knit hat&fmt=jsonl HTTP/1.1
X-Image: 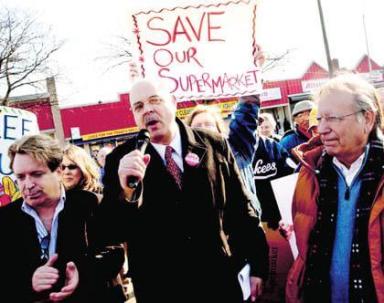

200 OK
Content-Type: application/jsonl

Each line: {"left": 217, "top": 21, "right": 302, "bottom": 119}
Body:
{"left": 292, "top": 100, "right": 314, "bottom": 117}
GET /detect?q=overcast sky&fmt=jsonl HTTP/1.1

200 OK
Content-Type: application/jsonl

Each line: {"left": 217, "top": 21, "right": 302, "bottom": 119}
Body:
{"left": 1, "top": 0, "right": 383, "bottom": 106}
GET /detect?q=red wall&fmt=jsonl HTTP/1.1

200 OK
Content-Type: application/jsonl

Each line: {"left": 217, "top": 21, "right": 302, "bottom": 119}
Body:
{"left": 14, "top": 58, "right": 382, "bottom": 139}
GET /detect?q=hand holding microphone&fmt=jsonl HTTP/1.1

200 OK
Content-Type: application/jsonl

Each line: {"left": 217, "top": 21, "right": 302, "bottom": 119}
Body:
{"left": 127, "top": 129, "right": 150, "bottom": 188}
{"left": 118, "top": 129, "right": 151, "bottom": 195}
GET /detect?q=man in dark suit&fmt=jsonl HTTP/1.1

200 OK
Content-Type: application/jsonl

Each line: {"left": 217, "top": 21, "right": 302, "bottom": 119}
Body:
{"left": 98, "top": 79, "right": 269, "bottom": 303}
{"left": 0, "top": 134, "right": 98, "bottom": 302}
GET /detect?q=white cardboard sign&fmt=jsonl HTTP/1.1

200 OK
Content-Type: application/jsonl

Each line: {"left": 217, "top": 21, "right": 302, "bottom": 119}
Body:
{"left": 0, "top": 106, "right": 39, "bottom": 206}
{"left": 131, "top": 0, "right": 262, "bottom": 101}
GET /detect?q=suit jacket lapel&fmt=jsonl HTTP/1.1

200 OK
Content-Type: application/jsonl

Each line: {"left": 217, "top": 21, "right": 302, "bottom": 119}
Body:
{"left": 14, "top": 203, "right": 43, "bottom": 263}
{"left": 178, "top": 119, "right": 208, "bottom": 189}
{"left": 144, "top": 120, "right": 208, "bottom": 192}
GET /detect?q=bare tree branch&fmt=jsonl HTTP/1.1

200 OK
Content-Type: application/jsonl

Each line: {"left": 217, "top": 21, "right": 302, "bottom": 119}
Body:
{"left": 262, "top": 49, "right": 294, "bottom": 73}
{"left": 95, "top": 35, "right": 133, "bottom": 74}
{"left": 0, "top": 7, "right": 62, "bottom": 106}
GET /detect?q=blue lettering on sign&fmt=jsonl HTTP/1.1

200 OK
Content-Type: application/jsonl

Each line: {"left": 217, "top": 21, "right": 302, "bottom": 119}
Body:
{"left": 22, "top": 119, "right": 32, "bottom": 136}
{"left": 4, "top": 115, "right": 18, "bottom": 140}
{"left": 0, "top": 153, "right": 12, "bottom": 175}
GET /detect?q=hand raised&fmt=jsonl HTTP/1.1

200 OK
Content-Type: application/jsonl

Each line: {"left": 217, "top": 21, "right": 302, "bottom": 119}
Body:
{"left": 254, "top": 44, "right": 266, "bottom": 67}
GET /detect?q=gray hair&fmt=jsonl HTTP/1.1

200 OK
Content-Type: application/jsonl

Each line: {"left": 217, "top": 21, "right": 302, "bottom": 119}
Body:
{"left": 316, "top": 74, "right": 384, "bottom": 135}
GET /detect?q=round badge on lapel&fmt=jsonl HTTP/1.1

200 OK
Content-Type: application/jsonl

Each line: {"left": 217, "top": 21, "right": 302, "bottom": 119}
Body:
{"left": 185, "top": 152, "right": 200, "bottom": 167}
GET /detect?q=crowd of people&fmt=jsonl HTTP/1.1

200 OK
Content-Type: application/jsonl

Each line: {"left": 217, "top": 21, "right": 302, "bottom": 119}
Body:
{"left": 0, "top": 71, "right": 384, "bottom": 303}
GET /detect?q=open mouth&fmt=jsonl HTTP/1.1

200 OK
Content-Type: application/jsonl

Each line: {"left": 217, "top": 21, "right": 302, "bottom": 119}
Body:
{"left": 145, "top": 116, "right": 160, "bottom": 129}
{"left": 146, "top": 120, "right": 158, "bottom": 127}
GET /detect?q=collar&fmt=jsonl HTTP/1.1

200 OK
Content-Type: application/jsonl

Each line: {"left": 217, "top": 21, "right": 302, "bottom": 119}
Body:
{"left": 21, "top": 185, "right": 66, "bottom": 238}
{"left": 332, "top": 146, "right": 368, "bottom": 186}
{"left": 150, "top": 118, "right": 208, "bottom": 169}
{"left": 151, "top": 123, "right": 183, "bottom": 162}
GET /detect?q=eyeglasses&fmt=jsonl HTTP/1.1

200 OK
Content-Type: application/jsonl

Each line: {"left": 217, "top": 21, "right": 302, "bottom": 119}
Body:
{"left": 61, "top": 164, "right": 79, "bottom": 170}
{"left": 295, "top": 111, "right": 310, "bottom": 119}
{"left": 316, "top": 110, "right": 363, "bottom": 124}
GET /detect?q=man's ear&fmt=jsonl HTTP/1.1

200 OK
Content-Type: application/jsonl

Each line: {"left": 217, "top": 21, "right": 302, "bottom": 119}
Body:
{"left": 362, "top": 110, "right": 375, "bottom": 134}
{"left": 55, "top": 165, "right": 63, "bottom": 179}
{"left": 171, "top": 95, "right": 177, "bottom": 106}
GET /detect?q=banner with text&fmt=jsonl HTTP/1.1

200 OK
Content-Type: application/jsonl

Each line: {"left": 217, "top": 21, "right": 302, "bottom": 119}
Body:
{"left": 132, "top": 0, "right": 262, "bottom": 101}
{"left": 0, "top": 106, "right": 39, "bottom": 207}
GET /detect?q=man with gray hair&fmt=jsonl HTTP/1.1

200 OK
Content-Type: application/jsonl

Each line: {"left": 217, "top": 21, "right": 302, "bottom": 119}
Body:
{"left": 98, "top": 79, "right": 269, "bottom": 303}
{"left": 286, "top": 74, "right": 384, "bottom": 302}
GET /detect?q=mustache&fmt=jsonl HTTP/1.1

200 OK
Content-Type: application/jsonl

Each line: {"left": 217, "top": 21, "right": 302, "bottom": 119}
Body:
{"left": 144, "top": 113, "right": 159, "bottom": 126}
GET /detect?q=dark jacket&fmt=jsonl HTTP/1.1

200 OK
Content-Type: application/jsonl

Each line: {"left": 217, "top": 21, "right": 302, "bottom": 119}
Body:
{"left": 253, "top": 137, "right": 295, "bottom": 228}
{"left": 0, "top": 189, "right": 98, "bottom": 303}
{"left": 98, "top": 119, "right": 269, "bottom": 303}
{"left": 228, "top": 100, "right": 261, "bottom": 213}
{"left": 280, "top": 127, "right": 310, "bottom": 156}
{"left": 229, "top": 101, "right": 294, "bottom": 228}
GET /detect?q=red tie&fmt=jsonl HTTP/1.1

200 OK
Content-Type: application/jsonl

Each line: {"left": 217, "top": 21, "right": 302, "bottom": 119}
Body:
{"left": 165, "top": 146, "right": 182, "bottom": 189}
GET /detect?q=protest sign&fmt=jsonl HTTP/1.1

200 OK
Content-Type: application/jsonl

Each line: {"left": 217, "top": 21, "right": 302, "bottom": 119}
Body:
{"left": 257, "top": 173, "right": 299, "bottom": 302}
{"left": 270, "top": 172, "right": 299, "bottom": 259}
{"left": 0, "top": 106, "right": 39, "bottom": 207}
{"left": 131, "top": 0, "right": 262, "bottom": 101}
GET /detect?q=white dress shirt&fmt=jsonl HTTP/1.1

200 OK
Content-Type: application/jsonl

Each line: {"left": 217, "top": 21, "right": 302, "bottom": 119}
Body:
{"left": 151, "top": 124, "right": 184, "bottom": 172}
{"left": 22, "top": 186, "right": 66, "bottom": 257}
{"left": 332, "top": 147, "right": 368, "bottom": 186}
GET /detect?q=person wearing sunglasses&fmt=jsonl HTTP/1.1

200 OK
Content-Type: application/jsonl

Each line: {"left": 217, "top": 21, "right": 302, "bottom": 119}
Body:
{"left": 62, "top": 144, "right": 102, "bottom": 196}
{"left": 286, "top": 74, "right": 384, "bottom": 303}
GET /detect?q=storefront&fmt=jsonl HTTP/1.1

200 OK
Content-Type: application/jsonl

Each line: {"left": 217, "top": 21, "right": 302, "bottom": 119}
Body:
{"left": 11, "top": 56, "right": 383, "bottom": 155}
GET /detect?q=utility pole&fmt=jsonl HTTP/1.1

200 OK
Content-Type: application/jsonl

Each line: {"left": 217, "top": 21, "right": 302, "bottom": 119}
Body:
{"left": 46, "top": 77, "right": 65, "bottom": 147}
{"left": 317, "top": 0, "right": 333, "bottom": 77}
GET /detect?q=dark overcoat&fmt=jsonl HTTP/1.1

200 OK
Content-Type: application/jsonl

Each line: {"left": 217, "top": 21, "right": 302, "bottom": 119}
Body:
{"left": 0, "top": 189, "right": 98, "bottom": 302}
{"left": 98, "top": 119, "right": 269, "bottom": 303}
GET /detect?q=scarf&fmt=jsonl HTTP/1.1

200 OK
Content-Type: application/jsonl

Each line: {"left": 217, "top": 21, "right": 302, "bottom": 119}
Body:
{"left": 303, "top": 137, "right": 383, "bottom": 302}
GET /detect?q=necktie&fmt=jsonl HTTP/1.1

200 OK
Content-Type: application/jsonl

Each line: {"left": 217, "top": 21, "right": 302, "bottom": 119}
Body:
{"left": 40, "top": 235, "right": 50, "bottom": 263}
{"left": 165, "top": 146, "right": 182, "bottom": 189}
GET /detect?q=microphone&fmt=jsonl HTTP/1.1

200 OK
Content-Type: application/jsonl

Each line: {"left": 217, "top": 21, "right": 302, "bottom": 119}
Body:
{"left": 127, "top": 129, "right": 151, "bottom": 189}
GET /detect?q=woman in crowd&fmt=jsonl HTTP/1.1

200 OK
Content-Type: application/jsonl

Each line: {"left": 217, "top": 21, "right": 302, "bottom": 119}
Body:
{"left": 258, "top": 112, "right": 282, "bottom": 142}
{"left": 62, "top": 144, "right": 102, "bottom": 197}
{"left": 184, "top": 104, "right": 227, "bottom": 134}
